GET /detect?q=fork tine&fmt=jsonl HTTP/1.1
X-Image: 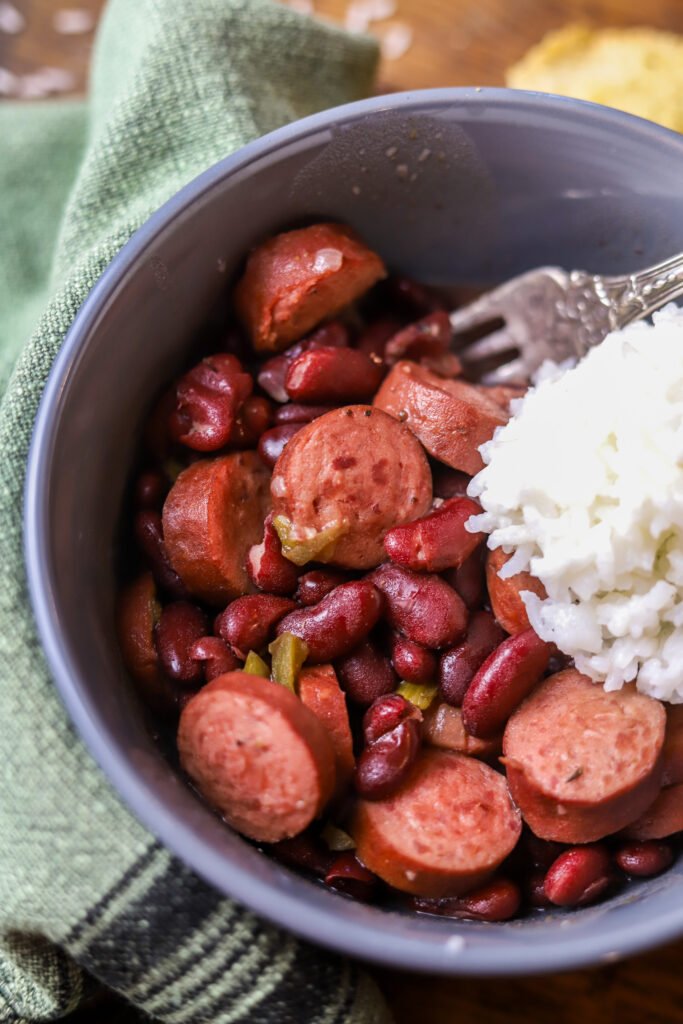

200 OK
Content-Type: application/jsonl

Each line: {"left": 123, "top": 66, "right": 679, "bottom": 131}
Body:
{"left": 480, "top": 357, "right": 528, "bottom": 386}
{"left": 449, "top": 291, "right": 506, "bottom": 333}
{"left": 450, "top": 267, "right": 569, "bottom": 335}
{"left": 458, "top": 327, "right": 517, "bottom": 365}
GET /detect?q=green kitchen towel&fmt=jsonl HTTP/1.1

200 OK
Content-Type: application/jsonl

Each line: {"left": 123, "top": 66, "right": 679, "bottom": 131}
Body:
{"left": 0, "top": 1, "right": 390, "bottom": 1021}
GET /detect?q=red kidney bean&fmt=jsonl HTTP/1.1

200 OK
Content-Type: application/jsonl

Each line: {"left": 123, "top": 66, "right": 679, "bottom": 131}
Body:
{"left": 546, "top": 651, "right": 573, "bottom": 676}
{"left": 383, "top": 497, "right": 484, "bottom": 573}
{"left": 543, "top": 845, "right": 611, "bottom": 907}
{"left": 388, "top": 275, "right": 448, "bottom": 315}
{"left": 242, "top": 395, "right": 273, "bottom": 435}
{"left": 257, "top": 354, "right": 291, "bottom": 403}
{"left": 615, "top": 841, "right": 674, "bottom": 877}
{"left": 325, "top": 853, "right": 376, "bottom": 901}
{"left": 527, "top": 871, "right": 553, "bottom": 909}
{"left": 385, "top": 311, "right": 452, "bottom": 360}
{"left": 431, "top": 465, "right": 472, "bottom": 500}
{"left": 523, "top": 830, "right": 567, "bottom": 870}
{"left": 354, "top": 315, "right": 401, "bottom": 363}
{"left": 228, "top": 395, "right": 272, "bottom": 448}
{"left": 276, "top": 581, "right": 383, "bottom": 663}
{"left": 368, "top": 564, "right": 467, "bottom": 651}
{"left": 117, "top": 572, "right": 179, "bottom": 716}
{"left": 285, "top": 347, "right": 384, "bottom": 405}
{"left": 247, "top": 512, "right": 301, "bottom": 596}
{"left": 189, "top": 635, "right": 241, "bottom": 682}
{"left": 443, "top": 544, "right": 486, "bottom": 612}
{"left": 362, "top": 693, "right": 422, "bottom": 746}
{"left": 134, "top": 509, "right": 188, "bottom": 599}
{"left": 449, "top": 546, "right": 487, "bottom": 611}
{"left": 336, "top": 636, "right": 398, "bottom": 705}
{"left": 168, "top": 353, "right": 252, "bottom": 451}
{"left": 154, "top": 601, "right": 208, "bottom": 685}
{"left": 258, "top": 322, "right": 350, "bottom": 402}
{"left": 384, "top": 312, "right": 461, "bottom": 377}
{"left": 133, "top": 469, "right": 168, "bottom": 511}
{"left": 299, "top": 320, "right": 351, "bottom": 351}
{"left": 215, "top": 594, "right": 298, "bottom": 659}
{"left": 273, "top": 403, "right": 335, "bottom": 425}
{"left": 269, "top": 832, "right": 332, "bottom": 877}
{"left": 354, "top": 718, "right": 421, "bottom": 800}
{"left": 295, "top": 569, "right": 350, "bottom": 607}
{"left": 410, "top": 879, "right": 521, "bottom": 921}
{"left": 462, "top": 628, "right": 554, "bottom": 738}
{"left": 389, "top": 631, "right": 437, "bottom": 684}
{"left": 438, "top": 610, "right": 506, "bottom": 706}
{"left": 257, "top": 423, "right": 303, "bottom": 469}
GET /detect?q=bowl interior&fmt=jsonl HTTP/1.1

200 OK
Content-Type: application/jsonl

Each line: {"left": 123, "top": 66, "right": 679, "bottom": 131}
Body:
{"left": 26, "top": 89, "right": 683, "bottom": 975}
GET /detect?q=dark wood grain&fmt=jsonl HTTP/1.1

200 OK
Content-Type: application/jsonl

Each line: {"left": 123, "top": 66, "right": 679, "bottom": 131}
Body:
{"left": 377, "top": 936, "right": 683, "bottom": 1024}
{"left": 315, "top": 0, "right": 683, "bottom": 93}
{"left": 5, "top": 2, "right": 683, "bottom": 1022}
{"left": 0, "top": 0, "right": 99, "bottom": 94}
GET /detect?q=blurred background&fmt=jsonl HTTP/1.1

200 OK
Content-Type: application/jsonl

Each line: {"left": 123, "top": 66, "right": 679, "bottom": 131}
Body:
{"left": 2, "top": 0, "right": 682, "bottom": 99}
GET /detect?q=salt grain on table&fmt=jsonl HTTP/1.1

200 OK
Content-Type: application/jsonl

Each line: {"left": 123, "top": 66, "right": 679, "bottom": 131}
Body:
{"left": 53, "top": 8, "right": 95, "bottom": 34}
{"left": 17, "top": 76, "right": 51, "bottom": 99}
{"left": 0, "top": 66, "right": 18, "bottom": 95}
{"left": 345, "top": 0, "right": 397, "bottom": 32}
{"left": 0, "top": 2, "right": 25, "bottom": 34}
{"left": 17, "top": 66, "right": 77, "bottom": 98}
{"left": 379, "top": 21, "right": 413, "bottom": 60}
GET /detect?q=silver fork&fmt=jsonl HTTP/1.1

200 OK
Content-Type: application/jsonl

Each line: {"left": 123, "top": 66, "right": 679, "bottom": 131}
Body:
{"left": 449, "top": 252, "right": 683, "bottom": 385}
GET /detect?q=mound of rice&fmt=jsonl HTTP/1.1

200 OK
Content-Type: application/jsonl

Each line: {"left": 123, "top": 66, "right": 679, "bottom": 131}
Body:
{"left": 466, "top": 304, "right": 683, "bottom": 701}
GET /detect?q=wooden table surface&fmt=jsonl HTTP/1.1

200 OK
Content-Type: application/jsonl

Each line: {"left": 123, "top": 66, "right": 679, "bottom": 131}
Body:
{"left": 4, "top": 1, "right": 683, "bottom": 1022}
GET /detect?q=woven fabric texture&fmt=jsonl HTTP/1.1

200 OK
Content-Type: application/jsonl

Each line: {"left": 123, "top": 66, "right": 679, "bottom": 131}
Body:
{"left": 0, "top": 2, "right": 389, "bottom": 1020}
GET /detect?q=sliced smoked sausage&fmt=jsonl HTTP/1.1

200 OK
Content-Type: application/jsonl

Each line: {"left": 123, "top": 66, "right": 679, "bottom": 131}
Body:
{"left": 662, "top": 704, "right": 683, "bottom": 786}
{"left": 177, "top": 672, "right": 336, "bottom": 843}
{"left": 423, "top": 703, "right": 502, "bottom": 762}
{"left": 486, "top": 547, "right": 547, "bottom": 635}
{"left": 234, "top": 223, "right": 386, "bottom": 353}
{"left": 624, "top": 783, "right": 683, "bottom": 840}
{"left": 503, "top": 669, "right": 665, "bottom": 844}
{"left": 373, "top": 361, "right": 508, "bottom": 475}
{"left": 162, "top": 452, "right": 271, "bottom": 605}
{"left": 350, "top": 749, "right": 521, "bottom": 897}
{"left": 298, "top": 664, "right": 355, "bottom": 792}
{"left": 116, "top": 571, "right": 175, "bottom": 714}
{"left": 270, "top": 405, "right": 432, "bottom": 570}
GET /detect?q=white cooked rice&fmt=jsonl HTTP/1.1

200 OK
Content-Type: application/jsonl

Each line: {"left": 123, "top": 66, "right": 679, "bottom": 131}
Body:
{"left": 466, "top": 304, "right": 683, "bottom": 702}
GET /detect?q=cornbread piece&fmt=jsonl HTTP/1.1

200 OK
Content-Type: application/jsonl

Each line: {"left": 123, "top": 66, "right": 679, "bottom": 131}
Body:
{"left": 507, "top": 23, "right": 683, "bottom": 133}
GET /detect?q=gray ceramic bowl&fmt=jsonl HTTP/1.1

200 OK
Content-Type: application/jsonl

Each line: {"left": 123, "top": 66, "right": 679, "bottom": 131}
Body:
{"left": 25, "top": 89, "right": 683, "bottom": 975}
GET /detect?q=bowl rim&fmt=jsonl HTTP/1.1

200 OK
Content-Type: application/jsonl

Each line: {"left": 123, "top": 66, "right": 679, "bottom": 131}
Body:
{"left": 25, "top": 87, "right": 683, "bottom": 976}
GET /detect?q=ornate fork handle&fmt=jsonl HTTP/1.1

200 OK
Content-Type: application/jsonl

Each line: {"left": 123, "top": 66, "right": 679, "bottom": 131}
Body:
{"left": 592, "top": 252, "right": 683, "bottom": 331}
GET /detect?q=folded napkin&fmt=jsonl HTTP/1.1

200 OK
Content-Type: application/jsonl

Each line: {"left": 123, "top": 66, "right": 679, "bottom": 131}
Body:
{"left": 0, "top": 1, "right": 391, "bottom": 1020}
